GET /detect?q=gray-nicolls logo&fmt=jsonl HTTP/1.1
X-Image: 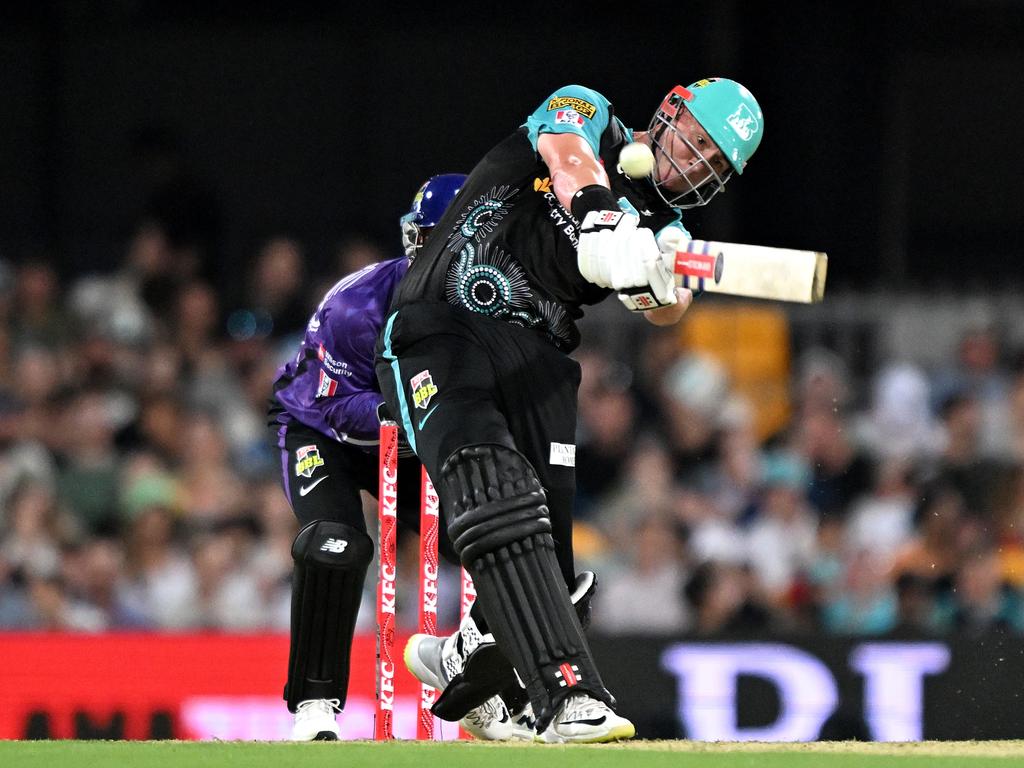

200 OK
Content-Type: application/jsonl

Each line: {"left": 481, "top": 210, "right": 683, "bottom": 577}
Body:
{"left": 320, "top": 538, "right": 348, "bottom": 554}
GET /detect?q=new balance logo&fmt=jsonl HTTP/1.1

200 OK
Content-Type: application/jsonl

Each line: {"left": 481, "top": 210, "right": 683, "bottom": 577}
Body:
{"left": 320, "top": 538, "right": 348, "bottom": 554}
{"left": 556, "top": 662, "right": 581, "bottom": 687}
{"left": 515, "top": 711, "right": 537, "bottom": 731}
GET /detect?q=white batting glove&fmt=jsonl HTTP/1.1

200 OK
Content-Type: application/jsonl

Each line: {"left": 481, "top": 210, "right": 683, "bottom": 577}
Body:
{"left": 655, "top": 226, "right": 687, "bottom": 257}
{"left": 577, "top": 210, "right": 676, "bottom": 312}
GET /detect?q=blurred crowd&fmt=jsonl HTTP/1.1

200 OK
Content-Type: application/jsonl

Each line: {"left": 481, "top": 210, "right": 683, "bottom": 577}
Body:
{"left": 580, "top": 321, "right": 1024, "bottom": 638}
{"left": 3, "top": 211, "right": 1024, "bottom": 639}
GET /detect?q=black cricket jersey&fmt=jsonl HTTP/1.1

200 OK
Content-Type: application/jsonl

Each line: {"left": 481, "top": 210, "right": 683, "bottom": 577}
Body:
{"left": 391, "top": 84, "right": 688, "bottom": 353}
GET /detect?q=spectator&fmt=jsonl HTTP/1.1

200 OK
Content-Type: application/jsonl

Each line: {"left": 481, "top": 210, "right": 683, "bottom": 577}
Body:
{"left": 889, "top": 572, "right": 939, "bottom": 636}
{"left": 947, "top": 547, "right": 1024, "bottom": 636}
{"left": 120, "top": 505, "right": 196, "bottom": 629}
{"left": 177, "top": 411, "right": 246, "bottom": 525}
{"left": 746, "top": 452, "right": 818, "bottom": 601}
{"left": 856, "top": 363, "right": 942, "bottom": 463}
{"left": 594, "top": 513, "right": 691, "bottom": 635}
{"left": 55, "top": 390, "right": 122, "bottom": 535}
{"left": 798, "top": 408, "right": 874, "bottom": 519}
{"left": 932, "top": 389, "right": 1012, "bottom": 518}
{"left": 9, "top": 260, "right": 68, "bottom": 349}
{"left": 821, "top": 549, "right": 897, "bottom": 635}
{"left": 575, "top": 348, "right": 638, "bottom": 516}
{"left": 844, "top": 458, "right": 917, "bottom": 558}
{"left": 684, "top": 561, "right": 773, "bottom": 636}
{"left": 660, "top": 353, "right": 729, "bottom": 485}
{"left": 891, "top": 484, "right": 966, "bottom": 597}
{"left": 241, "top": 237, "right": 309, "bottom": 341}
{"left": 932, "top": 323, "right": 1012, "bottom": 459}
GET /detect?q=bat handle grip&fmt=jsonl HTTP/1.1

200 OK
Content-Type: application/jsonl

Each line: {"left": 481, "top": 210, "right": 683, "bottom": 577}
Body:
{"left": 674, "top": 244, "right": 724, "bottom": 283}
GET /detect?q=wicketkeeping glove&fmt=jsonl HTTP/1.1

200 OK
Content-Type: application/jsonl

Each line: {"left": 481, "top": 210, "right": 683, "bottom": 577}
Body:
{"left": 576, "top": 210, "right": 677, "bottom": 312}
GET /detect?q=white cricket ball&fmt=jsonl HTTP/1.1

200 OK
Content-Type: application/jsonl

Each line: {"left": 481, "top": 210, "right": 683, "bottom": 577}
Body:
{"left": 618, "top": 141, "right": 655, "bottom": 179}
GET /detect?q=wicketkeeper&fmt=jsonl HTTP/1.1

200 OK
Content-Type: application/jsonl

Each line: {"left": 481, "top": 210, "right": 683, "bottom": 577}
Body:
{"left": 268, "top": 175, "right": 482, "bottom": 740}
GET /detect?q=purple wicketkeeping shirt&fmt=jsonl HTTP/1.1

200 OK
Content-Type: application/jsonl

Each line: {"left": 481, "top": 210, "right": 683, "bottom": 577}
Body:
{"left": 272, "top": 257, "right": 408, "bottom": 451}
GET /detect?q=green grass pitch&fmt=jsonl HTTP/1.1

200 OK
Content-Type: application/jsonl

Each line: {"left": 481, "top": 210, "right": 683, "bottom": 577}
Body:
{"left": 3, "top": 741, "right": 1024, "bottom": 768}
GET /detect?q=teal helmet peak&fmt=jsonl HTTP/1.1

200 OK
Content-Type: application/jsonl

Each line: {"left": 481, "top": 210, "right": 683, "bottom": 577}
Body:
{"left": 682, "top": 78, "right": 762, "bottom": 175}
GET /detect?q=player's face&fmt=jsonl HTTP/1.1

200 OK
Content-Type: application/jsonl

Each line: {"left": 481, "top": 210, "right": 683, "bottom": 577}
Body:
{"left": 656, "top": 109, "right": 730, "bottom": 195}
{"left": 648, "top": 105, "right": 732, "bottom": 209}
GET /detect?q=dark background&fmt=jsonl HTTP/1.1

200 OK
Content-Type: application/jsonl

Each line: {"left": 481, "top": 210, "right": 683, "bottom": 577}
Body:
{"left": 2, "top": 1, "right": 1022, "bottom": 299}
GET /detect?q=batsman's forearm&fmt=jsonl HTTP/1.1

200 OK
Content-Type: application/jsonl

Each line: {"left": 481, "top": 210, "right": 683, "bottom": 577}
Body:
{"left": 537, "top": 132, "right": 609, "bottom": 211}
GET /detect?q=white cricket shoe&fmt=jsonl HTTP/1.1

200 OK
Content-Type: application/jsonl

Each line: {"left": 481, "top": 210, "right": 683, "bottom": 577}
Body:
{"left": 291, "top": 698, "right": 341, "bottom": 741}
{"left": 542, "top": 694, "right": 635, "bottom": 743}
{"left": 459, "top": 695, "right": 515, "bottom": 741}
{"left": 404, "top": 633, "right": 452, "bottom": 691}
{"left": 404, "top": 633, "right": 514, "bottom": 741}
{"left": 509, "top": 702, "right": 540, "bottom": 741}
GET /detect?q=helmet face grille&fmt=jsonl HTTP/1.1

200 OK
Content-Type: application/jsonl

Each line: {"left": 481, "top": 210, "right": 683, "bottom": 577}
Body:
{"left": 647, "top": 108, "right": 731, "bottom": 210}
{"left": 401, "top": 217, "right": 424, "bottom": 260}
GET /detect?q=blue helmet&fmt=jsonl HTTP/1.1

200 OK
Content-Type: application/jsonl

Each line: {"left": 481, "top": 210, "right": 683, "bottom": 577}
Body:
{"left": 400, "top": 173, "right": 467, "bottom": 259}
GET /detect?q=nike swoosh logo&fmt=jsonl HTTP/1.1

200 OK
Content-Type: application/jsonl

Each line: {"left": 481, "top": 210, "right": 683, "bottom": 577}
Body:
{"left": 418, "top": 404, "right": 440, "bottom": 430}
{"left": 561, "top": 716, "right": 607, "bottom": 726}
{"left": 299, "top": 476, "right": 329, "bottom": 496}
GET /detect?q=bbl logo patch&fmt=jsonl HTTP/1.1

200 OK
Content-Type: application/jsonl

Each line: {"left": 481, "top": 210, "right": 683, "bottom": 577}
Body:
{"left": 410, "top": 370, "right": 438, "bottom": 410}
{"left": 295, "top": 445, "right": 325, "bottom": 478}
{"left": 547, "top": 96, "right": 597, "bottom": 119}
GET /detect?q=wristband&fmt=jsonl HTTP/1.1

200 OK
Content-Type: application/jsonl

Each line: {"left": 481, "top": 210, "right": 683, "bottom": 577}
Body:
{"left": 571, "top": 184, "right": 620, "bottom": 223}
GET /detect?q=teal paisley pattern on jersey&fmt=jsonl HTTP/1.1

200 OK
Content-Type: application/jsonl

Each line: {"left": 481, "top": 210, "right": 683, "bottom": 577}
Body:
{"left": 447, "top": 242, "right": 531, "bottom": 320}
{"left": 444, "top": 185, "right": 576, "bottom": 348}
{"left": 447, "top": 185, "right": 516, "bottom": 255}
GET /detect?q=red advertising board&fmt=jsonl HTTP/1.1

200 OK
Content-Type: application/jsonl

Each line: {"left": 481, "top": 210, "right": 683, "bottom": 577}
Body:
{"left": 0, "top": 632, "right": 453, "bottom": 740}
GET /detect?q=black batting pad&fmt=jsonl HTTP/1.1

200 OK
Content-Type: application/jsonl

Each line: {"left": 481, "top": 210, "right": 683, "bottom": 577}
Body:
{"left": 285, "top": 520, "right": 373, "bottom": 712}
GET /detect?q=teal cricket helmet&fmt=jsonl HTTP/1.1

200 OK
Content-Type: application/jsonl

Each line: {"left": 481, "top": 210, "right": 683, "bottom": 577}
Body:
{"left": 683, "top": 78, "right": 763, "bottom": 175}
{"left": 647, "top": 78, "right": 763, "bottom": 208}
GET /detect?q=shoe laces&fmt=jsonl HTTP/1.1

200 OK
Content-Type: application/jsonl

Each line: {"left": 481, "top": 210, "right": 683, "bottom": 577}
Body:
{"left": 559, "top": 694, "right": 608, "bottom": 723}
{"left": 465, "top": 696, "right": 506, "bottom": 728}
{"left": 296, "top": 698, "right": 341, "bottom": 716}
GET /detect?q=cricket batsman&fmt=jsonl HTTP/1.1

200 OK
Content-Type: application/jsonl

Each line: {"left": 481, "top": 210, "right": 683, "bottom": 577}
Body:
{"left": 376, "top": 78, "right": 762, "bottom": 742}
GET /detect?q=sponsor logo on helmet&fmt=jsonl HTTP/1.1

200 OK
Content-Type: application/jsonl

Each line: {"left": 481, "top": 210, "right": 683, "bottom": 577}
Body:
{"left": 693, "top": 78, "right": 714, "bottom": 88}
{"left": 554, "top": 109, "right": 585, "bottom": 127}
{"left": 533, "top": 177, "right": 552, "bottom": 193}
{"left": 411, "top": 369, "right": 438, "bottom": 410}
{"left": 295, "top": 445, "right": 325, "bottom": 478}
{"left": 547, "top": 96, "right": 597, "bottom": 119}
{"left": 726, "top": 104, "right": 759, "bottom": 141}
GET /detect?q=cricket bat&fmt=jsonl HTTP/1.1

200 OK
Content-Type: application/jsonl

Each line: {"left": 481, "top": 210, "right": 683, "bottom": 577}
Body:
{"left": 673, "top": 241, "right": 828, "bottom": 303}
